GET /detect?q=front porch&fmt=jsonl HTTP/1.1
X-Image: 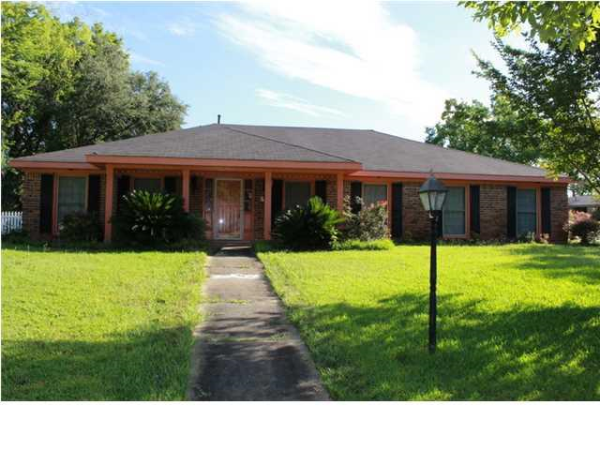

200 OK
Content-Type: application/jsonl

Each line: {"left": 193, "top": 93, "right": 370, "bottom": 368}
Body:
{"left": 101, "top": 166, "right": 347, "bottom": 243}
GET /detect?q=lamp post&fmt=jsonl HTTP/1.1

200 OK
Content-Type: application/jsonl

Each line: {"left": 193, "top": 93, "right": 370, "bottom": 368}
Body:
{"left": 419, "top": 174, "right": 448, "bottom": 354}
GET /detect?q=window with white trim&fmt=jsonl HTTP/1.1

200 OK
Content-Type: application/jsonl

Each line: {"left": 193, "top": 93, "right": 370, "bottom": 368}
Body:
{"left": 133, "top": 178, "right": 161, "bottom": 193}
{"left": 58, "top": 177, "right": 87, "bottom": 223}
{"left": 443, "top": 187, "right": 465, "bottom": 236}
{"left": 285, "top": 181, "right": 311, "bottom": 208}
{"left": 516, "top": 188, "right": 537, "bottom": 236}
{"left": 363, "top": 184, "right": 387, "bottom": 208}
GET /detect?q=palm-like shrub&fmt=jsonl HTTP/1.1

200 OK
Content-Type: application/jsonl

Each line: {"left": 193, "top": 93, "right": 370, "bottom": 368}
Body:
{"left": 112, "top": 190, "right": 205, "bottom": 246}
{"left": 274, "top": 196, "right": 343, "bottom": 250}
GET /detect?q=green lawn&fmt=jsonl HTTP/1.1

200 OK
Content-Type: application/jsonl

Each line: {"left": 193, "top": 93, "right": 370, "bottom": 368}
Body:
{"left": 2, "top": 246, "right": 205, "bottom": 400}
{"left": 259, "top": 244, "right": 600, "bottom": 400}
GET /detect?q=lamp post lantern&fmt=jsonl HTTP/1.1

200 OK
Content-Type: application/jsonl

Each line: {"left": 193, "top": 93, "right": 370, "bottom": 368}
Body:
{"left": 419, "top": 174, "right": 448, "bottom": 354}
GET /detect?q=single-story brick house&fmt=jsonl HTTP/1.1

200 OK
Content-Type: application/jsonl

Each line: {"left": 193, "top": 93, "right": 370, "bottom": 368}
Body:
{"left": 11, "top": 123, "right": 570, "bottom": 243}
{"left": 569, "top": 195, "right": 600, "bottom": 215}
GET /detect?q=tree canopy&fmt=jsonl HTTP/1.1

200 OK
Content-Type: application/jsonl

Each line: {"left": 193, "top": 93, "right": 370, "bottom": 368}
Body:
{"left": 427, "top": 38, "right": 600, "bottom": 196}
{"left": 461, "top": 1, "right": 600, "bottom": 52}
{"left": 1, "top": 2, "right": 187, "bottom": 209}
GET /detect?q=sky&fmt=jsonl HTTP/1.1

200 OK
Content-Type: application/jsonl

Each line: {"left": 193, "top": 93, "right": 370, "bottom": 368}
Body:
{"left": 47, "top": 1, "right": 514, "bottom": 141}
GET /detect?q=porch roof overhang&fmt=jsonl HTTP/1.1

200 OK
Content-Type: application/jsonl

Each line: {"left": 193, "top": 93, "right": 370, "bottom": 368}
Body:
{"left": 10, "top": 157, "right": 571, "bottom": 184}
{"left": 11, "top": 155, "right": 363, "bottom": 173}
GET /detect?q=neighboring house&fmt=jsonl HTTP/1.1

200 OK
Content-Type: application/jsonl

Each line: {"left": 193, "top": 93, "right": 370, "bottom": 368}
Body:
{"left": 569, "top": 195, "right": 600, "bottom": 215}
{"left": 10, "top": 123, "right": 570, "bottom": 243}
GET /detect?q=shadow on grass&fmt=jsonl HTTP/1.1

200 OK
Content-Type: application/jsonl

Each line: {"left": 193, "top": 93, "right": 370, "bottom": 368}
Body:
{"left": 288, "top": 293, "right": 600, "bottom": 400}
{"left": 1, "top": 326, "right": 194, "bottom": 401}
{"left": 2, "top": 242, "right": 206, "bottom": 254}
{"left": 505, "top": 245, "right": 600, "bottom": 284}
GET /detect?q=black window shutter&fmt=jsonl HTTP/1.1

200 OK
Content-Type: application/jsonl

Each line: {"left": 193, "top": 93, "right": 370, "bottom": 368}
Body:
{"left": 87, "top": 175, "right": 101, "bottom": 213}
{"left": 116, "top": 175, "right": 131, "bottom": 212}
{"left": 39, "top": 174, "right": 54, "bottom": 234}
{"left": 541, "top": 187, "right": 551, "bottom": 234}
{"left": 437, "top": 212, "right": 444, "bottom": 238}
{"left": 507, "top": 186, "right": 517, "bottom": 238}
{"left": 315, "top": 180, "right": 327, "bottom": 203}
{"left": 391, "top": 182, "right": 403, "bottom": 238}
{"left": 244, "top": 179, "right": 253, "bottom": 212}
{"left": 164, "top": 176, "right": 177, "bottom": 194}
{"left": 272, "top": 179, "right": 283, "bottom": 225}
{"left": 350, "top": 181, "right": 362, "bottom": 213}
{"left": 470, "top": 185, "right": 480, "bottom": 235}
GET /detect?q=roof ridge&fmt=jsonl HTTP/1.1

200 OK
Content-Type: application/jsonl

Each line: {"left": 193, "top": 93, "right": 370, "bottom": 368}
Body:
{"left": 223, "top": 125, "right": 359, "bottom": 164}
{"left": 367, "top": 129, "right": 546, "bottom": 173}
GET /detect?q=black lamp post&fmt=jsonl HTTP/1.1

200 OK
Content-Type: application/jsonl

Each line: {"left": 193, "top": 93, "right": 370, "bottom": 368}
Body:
{"left": 419, "top": 174, "right": 448, "bottom": 354}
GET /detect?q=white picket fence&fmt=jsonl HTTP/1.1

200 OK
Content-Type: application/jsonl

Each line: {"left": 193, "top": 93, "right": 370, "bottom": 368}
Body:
{"left": 2, "top": 211, "right": 23, "bottom": 235}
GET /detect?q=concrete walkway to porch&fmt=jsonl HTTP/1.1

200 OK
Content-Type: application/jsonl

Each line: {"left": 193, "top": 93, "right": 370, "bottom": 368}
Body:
{"left": 187, "top": 246, "right": 329, "bottom": 401}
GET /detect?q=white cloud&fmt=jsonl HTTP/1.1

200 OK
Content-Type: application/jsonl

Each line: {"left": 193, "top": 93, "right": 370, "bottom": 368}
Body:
{"left": 215, "top": 2, "right": 447, "bottom": 129}
{"left": 167, "top": 19, "right": 197, "bottom": 37}
{"left": 256, "top": 89, "right": 347, "bottom": 118}
{"left": 130, "top": 52, "right": 165, "bottom": 67}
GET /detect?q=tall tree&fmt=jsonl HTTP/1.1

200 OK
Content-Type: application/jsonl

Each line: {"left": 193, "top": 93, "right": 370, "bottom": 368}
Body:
{"left": 1, "top": 2, "right": 187, "bottom": 210}
{"left": 426, "top": 96, "right": 541, "bottom": 165}
{"left": 427, "top": 38, "right": 600, "bottom": 196}
{"left": 476, "top": 39, "right": 600, "bottom": 195}
{"left": 461, "top": 1, "right": 600, "bottom": 51}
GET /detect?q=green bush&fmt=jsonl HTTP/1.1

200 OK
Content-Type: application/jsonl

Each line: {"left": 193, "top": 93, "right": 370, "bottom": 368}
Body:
{"left": 341, "top": 195, "right": 389, "bottom": 241}
{"left": 332, "top": 238, "right": 394, "bottom": 251}
{"left": 112, "top": 190, "right": 205, "bottom": 246}
{"left": 60, "top": 212, "right": 103, "bottom": 242}
{"left": 274, "top": 196, "right": 343, "bottom": 250}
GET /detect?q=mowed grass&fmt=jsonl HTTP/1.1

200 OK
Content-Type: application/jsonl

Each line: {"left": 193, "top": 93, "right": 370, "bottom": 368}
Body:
{"left": 2, "top": 247, "right": 205, "bottom": 400}
{"left": 259, "top": 244, "right": 600, "bottom": 400}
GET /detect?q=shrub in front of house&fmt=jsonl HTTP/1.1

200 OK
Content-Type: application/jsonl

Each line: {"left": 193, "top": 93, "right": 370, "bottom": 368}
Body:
{"left": 112, "top": 190, "right": 205, "bottom": 247}
{"left": 60, "top": 212, "right": 103, "bottom": 242}
{"left": 568, "top": 211, "right": 600, "bottom": 245}
{"left": 332, "top": 238, "right": 394, "bottom": 251}
{"left": 274, "top": 196, "right": 343, "bottom": 250}
{"left": 341, "top": 195, "right": 389, "bottom": 242}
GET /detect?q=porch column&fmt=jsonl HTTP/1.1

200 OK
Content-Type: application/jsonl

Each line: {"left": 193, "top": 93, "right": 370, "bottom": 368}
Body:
{"left": 182, "top": 168, "right": 190, "bottom": 212}
{"left": 336, "top": 172, "right": 344, "bottom": 212}
{"left": 264, "top": 171, "right": 272, "bottom": 240}
{"left": 104, "top": 164, "right": 114, "bottom": 243}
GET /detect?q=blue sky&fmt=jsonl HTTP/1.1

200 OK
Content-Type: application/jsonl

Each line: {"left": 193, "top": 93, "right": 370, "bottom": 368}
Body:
{"left": 48, "top": 1, "right": 511, "bottom": 140}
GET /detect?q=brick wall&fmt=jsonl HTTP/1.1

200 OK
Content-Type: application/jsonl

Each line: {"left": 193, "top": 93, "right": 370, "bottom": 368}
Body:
{"left": 479, "top": 184, "right": 507, "bottom": 240}
{"left": 190, "top": 175, "right": 203, "bottom": 215}
{"left": 550, "top": 186, "right": 568, "bottom": 243}
{"left": 22, "top": 172, "right": 42, "bottom": 239}
{"left": 402, "top": 182, "right": 430, "bottom": 240}
{"left": 324, "top": 175, "right": 338, "bottom": 208}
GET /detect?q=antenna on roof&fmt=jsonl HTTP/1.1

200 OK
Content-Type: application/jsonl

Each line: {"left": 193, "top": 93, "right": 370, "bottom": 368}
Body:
{"left": 217, "top": 114, "right": 221, "bottom": 124}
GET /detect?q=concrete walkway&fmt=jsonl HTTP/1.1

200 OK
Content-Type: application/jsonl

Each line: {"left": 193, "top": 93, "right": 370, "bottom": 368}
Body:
{"left": 187, "top": 246, "right": 328, "bottom": 401}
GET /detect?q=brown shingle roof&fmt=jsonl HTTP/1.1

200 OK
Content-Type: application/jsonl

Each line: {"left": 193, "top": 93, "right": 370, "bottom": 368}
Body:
{"left": 14, "top": 123, "right": 552, "bottom": 178}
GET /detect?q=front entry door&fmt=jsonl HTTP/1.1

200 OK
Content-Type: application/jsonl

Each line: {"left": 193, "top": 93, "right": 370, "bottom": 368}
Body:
{"left": 215, "top": 179, "right": 243, "bottom": 240}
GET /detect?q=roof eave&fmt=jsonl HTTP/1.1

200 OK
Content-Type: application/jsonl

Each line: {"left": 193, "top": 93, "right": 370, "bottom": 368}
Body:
{"left": 348, "top": 170, "right": 571, "bottom": 184}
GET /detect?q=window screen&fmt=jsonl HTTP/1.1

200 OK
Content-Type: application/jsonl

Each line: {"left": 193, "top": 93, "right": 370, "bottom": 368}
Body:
{"left": 133, "top": 178, "right": 161, "bottom": 193}
{"left": 443, "top": 187, "right": 465, "bottom": 235}
{"left": 58, "top": 177, "right": 86, "bottom": 223}
{"left": 363, "top": 184, "right": 387, "bottom": 208}
{"left": 284, "top": 182, "right": 311, "bottom": 208}
{"left": 516, "top": 189, "right": 537, "bottom": 236}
